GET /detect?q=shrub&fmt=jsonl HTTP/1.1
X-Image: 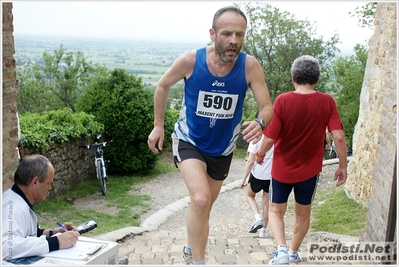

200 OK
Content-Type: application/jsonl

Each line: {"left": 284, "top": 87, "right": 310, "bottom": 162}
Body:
{"left": 19, "top": 108, "right": 104, "bottom": 151}
{"left": 76, "top": 68, "right": 161, "bottom": 175}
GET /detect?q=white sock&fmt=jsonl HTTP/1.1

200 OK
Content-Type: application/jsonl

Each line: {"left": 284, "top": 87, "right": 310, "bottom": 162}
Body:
{"left": 254, "top": 213, "right": 261, "bottom": 221}
{"left": 289, "top": 249, "right": 297, "bottom": 255}
{"left": 277, "top": 244, "right": 288, "bottom": 252}
{"left": 192, "top": 259, "right": 205, "bottom": 265}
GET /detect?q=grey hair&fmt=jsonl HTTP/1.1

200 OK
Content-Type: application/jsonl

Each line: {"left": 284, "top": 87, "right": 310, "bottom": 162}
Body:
{"left": 14, "top": 154, "right": 53, "bottom": 185}
{"left": 290, "top": 55, "right": 321, "bottom": 85}
{"left": 212, "top": 6, "right": 247, "bottom": 31}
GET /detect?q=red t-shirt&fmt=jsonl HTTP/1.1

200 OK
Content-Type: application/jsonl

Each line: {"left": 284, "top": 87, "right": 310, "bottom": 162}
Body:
{"left": 264, "top": 91, "right": 343, "bottom": 183}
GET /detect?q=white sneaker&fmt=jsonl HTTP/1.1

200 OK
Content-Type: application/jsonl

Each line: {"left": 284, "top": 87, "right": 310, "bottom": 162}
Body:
{"left": 181, "top": 246, "right": 193, "bottom": 265}
{"left": 269, "top": 249, "right": 289, "bottom": 265}
{"left": 289, "top": 250, "right": 303, "bottom": 263}
{"left": 259, "top": 228, "right": 267, "bottom": 238}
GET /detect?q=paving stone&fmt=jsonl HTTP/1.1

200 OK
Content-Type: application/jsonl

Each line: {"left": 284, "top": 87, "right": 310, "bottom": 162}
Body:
{"left": 251, "top": 251, "right": 269, "bottom": 261}
{"left": 258, "top": 237, "right": 275, "bottom": 246}
{"left": 227, "top": 238, "right": 240, "bottom": 245}
{"left": 214, "top": 254, "right": 238, "bottom": 264}
{"left": 239, "top": 236, "right": 257, "bottom": 246}
{"left": 141, "top": 257, "right": 163, "bottom": 265}
{"left": 151, "top": 245, "right": 168, "bottom": 253}
{"left": 113, "top": 161, "right": 359, "bottom": 265}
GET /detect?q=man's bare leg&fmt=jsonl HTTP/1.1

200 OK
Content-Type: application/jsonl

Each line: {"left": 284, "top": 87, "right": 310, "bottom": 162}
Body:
{"left": 246, "top": 187, "right": 259, "bottom": 215}
{"left": 268, "top": 201, "right": 287, "bottom": 246}
{"left": 178, "top": 159, "right": 223, "bottom": 262}
{"left": 261, "top": 191, "right": 269, "bottom": 227}
{"left": 290, "top": 202, "right": 311, "bottom": 251}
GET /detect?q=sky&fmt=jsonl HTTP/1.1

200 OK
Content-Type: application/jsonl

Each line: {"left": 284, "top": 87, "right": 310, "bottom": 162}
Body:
{"left": 11, "top": 1, "right": 374, "bottom": 55}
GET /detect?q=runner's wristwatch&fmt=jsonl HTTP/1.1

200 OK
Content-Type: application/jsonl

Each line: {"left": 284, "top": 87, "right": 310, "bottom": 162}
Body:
{"left": 254, "top": 118, "right": 266, "bottom": 130}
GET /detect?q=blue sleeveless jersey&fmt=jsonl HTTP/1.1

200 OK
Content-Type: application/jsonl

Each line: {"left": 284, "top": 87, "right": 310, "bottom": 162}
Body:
{"left": 172, "top": 47, "right": 248, "bottom": 156}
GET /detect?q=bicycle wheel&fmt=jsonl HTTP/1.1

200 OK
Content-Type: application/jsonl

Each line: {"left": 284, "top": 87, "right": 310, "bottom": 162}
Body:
{"left": 324, "top": 148, "right": 338, "bottom": 160}
{"left": 96, "top": 163, "right": 107, "bottom": 195}
{"left": 330, "top": 149, "right": 338, "bottom": 159}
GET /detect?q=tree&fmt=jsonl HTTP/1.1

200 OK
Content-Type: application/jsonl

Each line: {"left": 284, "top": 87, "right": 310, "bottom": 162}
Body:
{"left": 330, "top": 44, "right": 368, "bottom": 147}
{"left": 17, "top": 66, "right": 50, "bottom": 114}
{"left": 76, "top": 68, "right": 158, "bottom": 175}
{"left": 241, "top": 90, "right": 258, "bottom": 123}
{"left": 17, "top": 45, "right": 99, "bottom": 114}
{"left": 349, "top": 2, "right": 377, "bottom": 29}
{"left": 235, "top": 2, "right": 340, "bottom": 104}
{"left": 167, "top": 84, "right": 184, "bottom": 110}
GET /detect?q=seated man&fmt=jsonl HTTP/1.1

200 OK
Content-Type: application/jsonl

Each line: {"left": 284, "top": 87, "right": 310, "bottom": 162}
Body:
{"left": 2, "top": 154, "right": 80, "bottom": 264}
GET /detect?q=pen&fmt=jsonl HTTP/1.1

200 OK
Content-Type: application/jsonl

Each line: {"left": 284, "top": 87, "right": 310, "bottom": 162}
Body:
{"left": 56, "top": 221, "right": 68, "bottom": 232}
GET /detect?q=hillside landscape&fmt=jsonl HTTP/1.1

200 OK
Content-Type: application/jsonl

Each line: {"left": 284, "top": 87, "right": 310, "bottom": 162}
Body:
{"left": 14, "top": 34, "right": 205, "bottom": 87}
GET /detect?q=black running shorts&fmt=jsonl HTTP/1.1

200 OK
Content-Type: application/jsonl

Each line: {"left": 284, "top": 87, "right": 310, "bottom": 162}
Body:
{"left": 248, "top": 174, "right": 271, "bottom": 193}
{"left": 269, "top": 175, "right": 319, "bottom": 205}
{"left": 173, "top": 139, "right": 233, "bottom": 181}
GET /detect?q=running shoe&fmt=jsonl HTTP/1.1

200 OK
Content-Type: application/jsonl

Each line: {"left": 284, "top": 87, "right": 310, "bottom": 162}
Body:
{"left": 118, "top": 256, "right": 129, "bottom": 265}
{"left": 289, "top": 250, "right": 303, "bottom": 263}
{"left": 259, "top": 228, "right": 267, "bottom": 238}
{"left": 181, "top": 246, "right": 193, "bottom": 265}
{"left": 269, "top": 249, "right": 289, "bottom": 265}
{"left": 249, "top": 219, "right": 263, "bottom": 233}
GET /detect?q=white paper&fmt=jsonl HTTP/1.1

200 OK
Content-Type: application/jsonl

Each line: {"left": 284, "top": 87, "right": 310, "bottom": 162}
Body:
{"left": 39, "top": 239, "right": 107, "bottom": 261}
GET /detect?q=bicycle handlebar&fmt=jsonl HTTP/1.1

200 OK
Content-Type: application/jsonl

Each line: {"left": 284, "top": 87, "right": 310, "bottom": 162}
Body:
{"left": 80, "top": 140, "right": 113, "bottom": 149}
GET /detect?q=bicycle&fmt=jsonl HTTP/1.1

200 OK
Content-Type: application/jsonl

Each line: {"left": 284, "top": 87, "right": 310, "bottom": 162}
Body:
{"left": 81, "top": 135, "right": 112, "bottom": 195}
{"left": 17, "top": 139, "right": 24, "bottom": 163}
{"left": 324, "top": 136, "right": 338, "bottom": 160}
{"left": 323, "top": 136, "right": 353, "bottom": 160}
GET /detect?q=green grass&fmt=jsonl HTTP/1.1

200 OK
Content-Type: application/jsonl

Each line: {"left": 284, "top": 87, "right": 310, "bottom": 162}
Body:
{"left": 233, "top": 146, "right": 247, "bottom": 159}
{"left": 311, "top": 186, "right": 367, "bottom": 236}
{"left": 35, "top": 159, "right": 176, "bottom": 236}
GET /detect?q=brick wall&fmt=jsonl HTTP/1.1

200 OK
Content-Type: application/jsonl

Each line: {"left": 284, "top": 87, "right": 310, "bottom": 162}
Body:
{"left": 345, "top": 2, "right": 397, "bottom": 242}
{"left": 2, "top": 2, "right": 19, "bottom": 190}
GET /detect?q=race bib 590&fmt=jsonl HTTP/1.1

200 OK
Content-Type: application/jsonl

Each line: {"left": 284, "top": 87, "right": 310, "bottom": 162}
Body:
{"left": 196, "top": 90, "right": 238, "bottom": 119}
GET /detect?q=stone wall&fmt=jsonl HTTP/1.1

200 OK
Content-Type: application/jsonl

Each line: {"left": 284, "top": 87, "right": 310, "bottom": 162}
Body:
{"left": 345, "top": 2, "right": 397, "bottom": 242}
{"left": 23, "top": 140, "right": 96, "bottom": 198}
{"left": 2, "top": 2, "right": 19, "bottom": 191}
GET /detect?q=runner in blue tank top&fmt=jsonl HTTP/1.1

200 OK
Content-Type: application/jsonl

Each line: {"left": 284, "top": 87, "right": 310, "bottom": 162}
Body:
{"left": 173, "top": 47, "right": 247, "bottom": 157}
{"left": 148, "top": 6, "right": 273, "bottom": 265}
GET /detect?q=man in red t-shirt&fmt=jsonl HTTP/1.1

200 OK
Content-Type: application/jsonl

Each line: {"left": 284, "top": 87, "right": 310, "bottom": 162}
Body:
{"left": 256, "top": 55, "right": 347, "bottom": 265}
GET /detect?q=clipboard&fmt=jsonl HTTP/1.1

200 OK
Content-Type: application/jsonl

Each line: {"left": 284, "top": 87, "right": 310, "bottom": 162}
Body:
{"left": 39, "top": 238, "right": 108, "bottom": 261}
